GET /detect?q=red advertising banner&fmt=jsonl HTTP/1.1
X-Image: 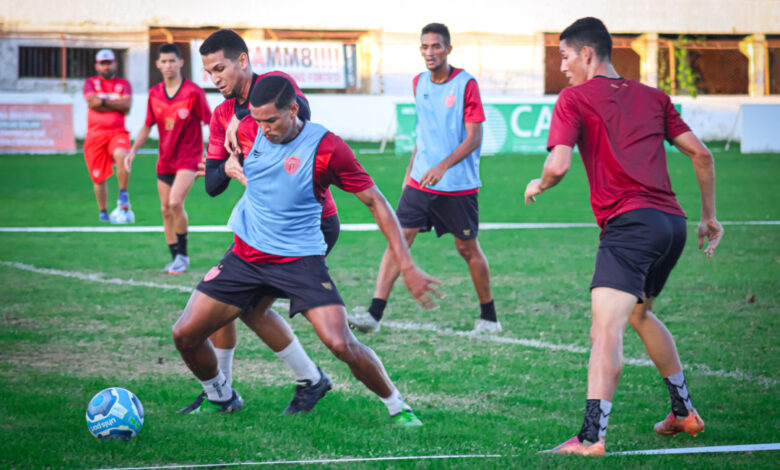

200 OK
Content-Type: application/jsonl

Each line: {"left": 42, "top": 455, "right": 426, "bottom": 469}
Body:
{"left": 0, "top": 103, "right": 77, "bottom": 154}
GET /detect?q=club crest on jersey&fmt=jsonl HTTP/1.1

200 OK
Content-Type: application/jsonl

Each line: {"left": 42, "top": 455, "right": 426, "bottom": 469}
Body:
{"left": 445, "top": 94, "right": 457, "bottom": 108}
{"left": 177, "top": 108, "right": 189, "bottom": 119}
{"left": 115, "top": 84, "right": 123, "bottom": 93}
{"left": 284, "top": 155, "right": 301, "bottom": 175}
{"left": 203, "top": 264, "right": 222, "bottom": 282}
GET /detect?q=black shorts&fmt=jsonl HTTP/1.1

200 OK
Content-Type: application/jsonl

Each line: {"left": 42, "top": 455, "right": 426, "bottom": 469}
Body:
{"left": 157, "top": 173, "right": 176, "bottom": 185}
{"left": 196, "top": 252, "right": 343, "bottom": 317}
{"left": 321, "top": 214, "right": 340, "bottom": 255}
{"left": 591, "top": 208, "right": 687, "bottom": 302}
{"left": 395, "top": 186, "right": 479, "bottom": 239}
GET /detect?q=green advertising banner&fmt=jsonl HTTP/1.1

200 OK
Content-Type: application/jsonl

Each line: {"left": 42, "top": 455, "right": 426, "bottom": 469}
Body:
{"left": 396, "top": 102, "right": 554, "bottom": 156}
{"left": 396, "top": 102, "right": 682, "bottom": 155}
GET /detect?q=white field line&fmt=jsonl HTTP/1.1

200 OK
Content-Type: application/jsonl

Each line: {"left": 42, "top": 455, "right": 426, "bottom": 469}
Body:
{"left": 0, "top": 220, "right": 778, "bottom": 233}
{"left": 608, "top": 442, "right": 780, "bottom": 456}
{"left": 384, "top": 321, "right": 778, "bottom": 387}
{"left": 91, "top": 454, "right": 502, "bottom": 470}
{"left": 2, "top": 261, "right": 777, "bottom": 387}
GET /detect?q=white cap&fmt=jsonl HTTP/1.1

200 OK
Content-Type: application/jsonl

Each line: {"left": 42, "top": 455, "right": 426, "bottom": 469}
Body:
{"left": 96, "top": 49, "right": 116, "bottom": 62}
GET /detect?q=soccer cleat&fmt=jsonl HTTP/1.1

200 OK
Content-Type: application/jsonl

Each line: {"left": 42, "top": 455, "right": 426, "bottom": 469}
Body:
{"left": 392, "top": 409, "right": 423, "bottom": 427}
{"left": 545, "top": 436, "right": 605, "bottom": 456}
{"left": 176, "top": 391, "right": 207, "bottom": 414}
{"left": 471, "top": 319, "right": 502, "bottom": 334}
{"left": 99, "top": 211, "right": 110, "bottom": 222}
{"left": 167, "top": 254, "right": 190, "bottom": 274}
{"left": 654, "top": 409, "right": 705, "bottom": 437}
{"left": 283, "top": 367, "right": 332, "bottom": 415}
{"left": 187, "top": 390, "right": 243, "bottom": 414}
{"left": 347, "top": 307, "right": 381, "bottom": 333}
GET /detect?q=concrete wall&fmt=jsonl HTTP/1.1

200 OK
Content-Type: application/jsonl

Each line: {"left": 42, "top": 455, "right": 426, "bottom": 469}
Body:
{"left": 3, "top": 92, "right": 780, "bottom": 143}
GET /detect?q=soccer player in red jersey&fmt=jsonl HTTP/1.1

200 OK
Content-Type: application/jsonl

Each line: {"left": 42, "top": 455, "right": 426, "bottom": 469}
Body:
{"left": 348, "top": 23, "right": 498, "bottom": 334}
{"left": 82, "top": 49, "right": 133, "bottom": 223}
{"left": 523, "top": 18, "right": 724, "bottom": 455}
{"left": 174, "top": 30, "right": 326, "bottom": 415}
{"left": 125, "top": 44, "right": 212, "bottom": 274}
{"left": 172, "top": 75, "right": 441, "bottom": 425}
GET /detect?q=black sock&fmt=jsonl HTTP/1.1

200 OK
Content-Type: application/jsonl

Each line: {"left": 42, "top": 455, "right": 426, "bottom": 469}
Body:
{"left": 368, "top": 298, "right": 387, "bottom": 321}
{"left": 479, "top": 300, "right": 497, "bottom": 322}
{"left": 577, "top": 399, "right": 611, "bottom": 444}
{"left": 176, "top": 232, "right": 188, "bottom": 256}
{"left": 664, "top": 371, "right": 693, "bottom": 418}
{"left": 168, "top": 243, "right": 178, "bottom": 260}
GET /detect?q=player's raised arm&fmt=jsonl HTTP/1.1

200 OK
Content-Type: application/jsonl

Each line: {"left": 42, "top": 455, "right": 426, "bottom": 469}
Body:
{"left": 354, "top": 185, "right": 442, "bottom": 309}
{"left": 671, "top": 131, "right": 723, "bottom": 257}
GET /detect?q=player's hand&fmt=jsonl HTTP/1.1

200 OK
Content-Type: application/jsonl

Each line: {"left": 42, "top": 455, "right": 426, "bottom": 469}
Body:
{"left": 400, "top": 265, "right": 444, "bottom": 311}
{"left": 195, "top": 157, "right": 206, "bottom": 179}
{"left": 124, "top": 150, "right": 136, "bottom": 173}
{"left": 698, "top": 218, "right": 723, "bottom": 258}
{"left": 225, "top": 154, "right": 247, "bottom": 186}
{"left": 224, "top": 115, "right": 240, "bottom": 155}
{"left": 524, "top": 178, "right": 544, "bottom": 205}
{"left": 419, "top": 164, "right": 447, "bottom": 189}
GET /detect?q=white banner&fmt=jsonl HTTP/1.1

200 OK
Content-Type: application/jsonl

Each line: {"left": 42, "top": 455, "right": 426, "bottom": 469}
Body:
{"left": 192, "top": 40, "right": 346, "bottom": 89}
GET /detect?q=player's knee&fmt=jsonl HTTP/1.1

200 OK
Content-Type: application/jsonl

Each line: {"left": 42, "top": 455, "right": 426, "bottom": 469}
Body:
{"left": 171, "top": 324, "right": 197, "bottom": 351}
{"left": 160, "top": 203, "right": 173, "bottom": 218}
{"left": 455, "top": 239, "right": 479, "bottom": 261}
{"left": 168, "top": 198, "right": 184, "bottom": 213}
{"left": 325, "top": 335, "right": 357, "bottom": 363}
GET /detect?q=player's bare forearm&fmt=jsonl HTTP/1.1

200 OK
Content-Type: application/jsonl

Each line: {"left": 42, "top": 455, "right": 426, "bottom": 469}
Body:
{"left": 672, "top": 132, "right": 717, "bottom": 220}
{"left": 539, "top": 145, "right": 572, "bottom": 190}
{"left": 130, "top": 126, "right": 151, "bottom": 154}
{"left": 356, "top": 186, "right": 415, "bottom": 271}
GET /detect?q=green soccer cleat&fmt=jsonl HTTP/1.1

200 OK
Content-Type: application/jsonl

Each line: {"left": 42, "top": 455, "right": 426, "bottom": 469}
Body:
{"left": 188, "top": 390, "right": 243, "bottom": 414}
{"left": 392, "top": 409, "right": 423, "bottom": 427}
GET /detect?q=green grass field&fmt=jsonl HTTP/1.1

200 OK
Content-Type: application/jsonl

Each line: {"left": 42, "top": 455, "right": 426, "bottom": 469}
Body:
{"left": 0, "top": 142, "right": 778, "bottom": 469}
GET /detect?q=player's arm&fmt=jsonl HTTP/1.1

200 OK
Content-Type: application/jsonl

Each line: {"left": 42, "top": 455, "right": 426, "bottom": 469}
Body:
{"left": 524, "top": 145, "right": 573, "bottom": 205}
{"left": 125, "top": 125, "right": 152, "bottom": 173}
{"left": 672, "top": 131, "right": 723, "bottom": 257}
{"left": 418, "top": 122, "right": 482, "bottom": 188}
{"left": 86, "top": 94, "right": 131, "bottom": 113}
{"left": 354, "top": 185, "right": 442, "bottom": 308}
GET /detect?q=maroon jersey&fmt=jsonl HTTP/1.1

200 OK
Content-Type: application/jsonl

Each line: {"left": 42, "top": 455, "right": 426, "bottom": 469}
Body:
{"left": 547, "top": 77, "right": 689, "bottom": 228}
{"left": 207, "top": 71, "right": 306, "bottom": 161}
{"left": 232, "top": 129, "right": 374, "bottom": 264}
{"left": 237, "top": 116, "right": 339, "bottom": 218}
{"left": 145, "top": 79, "right": 211, "bottom": 174}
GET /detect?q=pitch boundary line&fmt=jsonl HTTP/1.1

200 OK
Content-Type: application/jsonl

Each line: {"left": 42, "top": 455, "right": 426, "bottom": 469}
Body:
{"left": 608, "top": 442, "right": 780, "bottom": 456}
{"left": 1, "top": 260, "right": 776, "bottom": 387}
{"left": 1, "top": 220, "right": 778, "bottom": 233}
{"left": 91, "top": 454, "right": 502, "bottom": 469}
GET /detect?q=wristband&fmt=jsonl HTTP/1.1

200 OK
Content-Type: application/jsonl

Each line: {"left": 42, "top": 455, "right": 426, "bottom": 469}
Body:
{"left": 101, "top": 98, "right": 106, "bottom": 107}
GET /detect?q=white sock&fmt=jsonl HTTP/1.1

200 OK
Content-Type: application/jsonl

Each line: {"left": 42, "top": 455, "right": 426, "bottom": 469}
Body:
{"left": 379, "top": 387, "right": 407, "bottom": 416}
{"left": 199, "top": 370, "right": 233, "bottom": 402}
{"left": 214, "top": 347, "right": 235, "bottom": 387}
{"left": 274, "top": 336, "right": 320, "bottom": 383}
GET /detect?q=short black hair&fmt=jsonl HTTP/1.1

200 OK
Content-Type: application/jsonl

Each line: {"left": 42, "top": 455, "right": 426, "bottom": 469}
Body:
{"left": 199, "top": 29, "right": 248, "bottom": 61}
{"left": 249, "top": 75, "right": 297, "bottom": 110}
{"left": 559, "top": 17, "right": 612, "bottom": 62}
{"left": 157, "top": 43, "right": 181, "bottom": 59}
{"left": 421, "top": 23, "right": 451, "bottom": 47}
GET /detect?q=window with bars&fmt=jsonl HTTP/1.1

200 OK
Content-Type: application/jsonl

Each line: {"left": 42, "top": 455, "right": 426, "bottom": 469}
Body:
{"left": 18, "top": 47, "right": 125, "bottom": 79}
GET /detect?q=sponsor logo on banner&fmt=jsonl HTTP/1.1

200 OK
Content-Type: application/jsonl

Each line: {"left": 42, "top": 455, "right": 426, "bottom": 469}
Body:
{"left": 284, "top": 155, "right": 301, "bottom": 175}
{"left": 0, "top": 103, "right": 77, "bottom": 154}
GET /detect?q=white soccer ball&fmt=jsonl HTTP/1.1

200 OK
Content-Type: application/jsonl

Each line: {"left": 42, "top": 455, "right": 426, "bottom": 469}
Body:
{"left": 86, "top": 387, "right": 144, "bottom": 440}
{"left": 109, "top": 207, "right": 135, "bottom": 224}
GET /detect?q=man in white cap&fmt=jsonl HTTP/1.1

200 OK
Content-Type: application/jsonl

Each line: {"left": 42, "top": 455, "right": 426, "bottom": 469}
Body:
{"left": 83, "top": 48, "right": 134, "bottom": 223}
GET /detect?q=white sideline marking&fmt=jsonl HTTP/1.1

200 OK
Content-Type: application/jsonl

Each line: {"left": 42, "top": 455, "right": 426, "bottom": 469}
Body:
{"left": 91, "top": 454, "right": 502, "bottom": 470}
{"left": 1, "top": 220, "right": 778, "bottom": 233}
{"left": 608, "top": 442, "right": 780, "bottom": 456}
{"left": 1, "top": 261, "right": 777, "bottom": 387}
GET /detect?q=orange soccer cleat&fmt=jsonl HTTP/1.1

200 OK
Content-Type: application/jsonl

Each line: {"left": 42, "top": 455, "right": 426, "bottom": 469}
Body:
{"left": 546, "top": 436, "right": 605, "bottom": 456}
{"left": 654, "top": 409, "right": 705, "bottom": 436}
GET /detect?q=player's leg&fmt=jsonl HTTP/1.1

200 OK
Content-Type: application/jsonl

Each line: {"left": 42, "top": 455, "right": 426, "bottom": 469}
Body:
{"left": 348, "top": 186, "right": 427, "bottom": 332}
{"left": 306, "top": 304, "right": 421, "bottom": 425}
{"left": 628, "top": 213, "right": 703, "bottom": 436}
{"left": 454, "top": 237, "right": 499, "bottom": 333}
{"left": 93, "top": 181, "right": 108, "bottom": 217}
{"left": 109, "top": 132, "right": 133, "bottom": 222}
{"left": 239, "top": 296, "right": 326, "bottom": 414}
{"left": 84, "top": 134, "right": 112, "bottom": 221}
{"left": 172, "top": 290, "right": 244, "bottom": 412}
{"left": 166, "top": 169, "right": 197, "bottom": 274}
{"left": 156, "top": 176, "right": 178, "bottom": 268}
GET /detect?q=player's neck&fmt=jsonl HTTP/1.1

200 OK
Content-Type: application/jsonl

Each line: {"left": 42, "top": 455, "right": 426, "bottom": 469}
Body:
{"left": 236, "top": 74, "right": 253, "bottom": 103}
{"left": 163, "top": 76, "right": 183, "bottom": 96}
{"left": 588, "top": 62, "right": 620, "bottom": 81}
{"left": 430, "top": 64, "right": 451, "bottom": 84}
{"left": 281, "top": 118, "right": 304, "bottom": 144}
